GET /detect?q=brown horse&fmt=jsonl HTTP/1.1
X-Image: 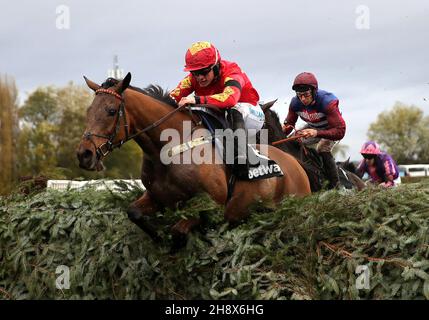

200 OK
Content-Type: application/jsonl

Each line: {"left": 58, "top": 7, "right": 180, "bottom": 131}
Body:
{"left": 76, "top": 73, "right": 311, "bottom": 242}
{"left": 260, "top": 101, "right": 366, "bottom": 191}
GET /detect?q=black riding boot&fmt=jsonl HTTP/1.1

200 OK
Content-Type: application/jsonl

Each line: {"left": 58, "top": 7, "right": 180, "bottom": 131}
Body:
{"left": 228, "top": 109, "right": 249, "bottom": 177}
{"left": 319, "top": 152, "right": 340, "bottom": 189}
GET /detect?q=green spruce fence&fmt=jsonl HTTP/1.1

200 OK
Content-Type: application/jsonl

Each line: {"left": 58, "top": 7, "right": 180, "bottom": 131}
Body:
{"left": 1, "top": 181, "right": 428, "bottom": 300}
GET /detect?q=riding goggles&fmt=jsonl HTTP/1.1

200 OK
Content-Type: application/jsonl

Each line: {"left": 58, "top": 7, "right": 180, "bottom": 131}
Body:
{"left": 362, "top": 153, "right": 376, "bottom": 159}
{"left": 296, "top": 90, "right": 313, "bottom": 99}
{"left": 191, "top": 66, "right": 213, "bottom": 77}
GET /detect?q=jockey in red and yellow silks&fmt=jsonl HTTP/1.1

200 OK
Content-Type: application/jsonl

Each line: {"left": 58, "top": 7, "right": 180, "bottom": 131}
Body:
{"left": 170, "top": 43, "right": 260, "bottom": 108}
{"left": 170, "top": 41, "right": 264, "bottom": 178}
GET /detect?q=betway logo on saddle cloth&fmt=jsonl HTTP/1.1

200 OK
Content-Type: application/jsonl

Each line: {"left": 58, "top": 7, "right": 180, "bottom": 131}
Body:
{"left": 248, "top": 162, "right": 282, "bottom": 180}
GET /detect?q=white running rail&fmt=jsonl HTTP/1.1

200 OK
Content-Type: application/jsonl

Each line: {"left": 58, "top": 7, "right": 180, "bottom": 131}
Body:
{"left": 47, "top": 179, "right": 145, "bottom": 192}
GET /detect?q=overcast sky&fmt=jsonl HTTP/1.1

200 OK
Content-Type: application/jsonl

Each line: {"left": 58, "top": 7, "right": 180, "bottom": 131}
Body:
{"left": 1, "top": 0, "right": 428, "bottom": 161}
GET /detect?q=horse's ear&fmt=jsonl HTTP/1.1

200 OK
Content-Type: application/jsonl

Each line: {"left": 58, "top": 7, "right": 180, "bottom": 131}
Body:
{"left": 261, "top": 99, "right": 278, "bottom": 112}
{"left": 345, "top": 157, "right": 350, "bottom": 164}
{"left": 117, "top": 72, "right": 132, "bottom": 93}
{"left": 83, "top": 76, "right": 101, "bottom": 91}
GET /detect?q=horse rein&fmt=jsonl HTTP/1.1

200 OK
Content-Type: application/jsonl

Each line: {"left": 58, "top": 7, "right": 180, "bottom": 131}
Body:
{"left": 83, "top": 88, "right": 187, "bottom": 160}
{"left": 272, "top": 134, "right": 306, "bottom": 146}
{"left": 272, "top": 124, "right": 310, "bottom": 157}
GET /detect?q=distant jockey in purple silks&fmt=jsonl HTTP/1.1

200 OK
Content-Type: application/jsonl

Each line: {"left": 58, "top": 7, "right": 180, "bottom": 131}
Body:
{"left": 357, "top": 141, "right": 400, "bottom": 187}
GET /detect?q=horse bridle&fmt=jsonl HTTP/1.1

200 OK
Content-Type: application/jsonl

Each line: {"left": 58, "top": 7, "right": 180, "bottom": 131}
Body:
{"left": 83, "top": 88, "right": 188, "bottom": 160}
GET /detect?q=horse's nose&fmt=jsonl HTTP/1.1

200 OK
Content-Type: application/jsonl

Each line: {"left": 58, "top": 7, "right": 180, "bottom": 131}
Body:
{"left": 77, "top": 147, "right": 94, "bottom": 168}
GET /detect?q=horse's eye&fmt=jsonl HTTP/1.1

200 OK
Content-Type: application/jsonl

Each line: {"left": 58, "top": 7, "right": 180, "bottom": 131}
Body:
{"left": 107, "top": 108, "right": 117, "bottom": 116}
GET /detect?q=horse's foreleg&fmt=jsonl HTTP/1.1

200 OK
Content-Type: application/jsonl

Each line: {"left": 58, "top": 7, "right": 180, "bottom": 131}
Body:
{"left": 127, "top": 192, "right": 162, "bottom": 242}
{"left": 168, "top": 218, "right": 201, "bottom": 253}
{"left": 171, "top": 218, "right": 201, "bottom": 236}
{"left": 224, "top": 189, "right": 254, "bottom": 226}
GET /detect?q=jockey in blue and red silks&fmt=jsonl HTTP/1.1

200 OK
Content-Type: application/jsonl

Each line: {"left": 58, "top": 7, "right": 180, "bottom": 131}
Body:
{"left": 357, "top": 141, "right": 400, "bottom": 187}
{"left": 282, "top": 72, "right": 346, "bottom": 189}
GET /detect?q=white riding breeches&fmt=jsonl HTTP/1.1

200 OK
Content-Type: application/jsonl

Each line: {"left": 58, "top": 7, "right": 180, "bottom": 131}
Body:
{"left": 231, "top": 103, "right": 265, "bottom": 137}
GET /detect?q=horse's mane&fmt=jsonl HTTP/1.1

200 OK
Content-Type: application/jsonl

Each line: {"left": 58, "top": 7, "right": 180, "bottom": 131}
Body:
{"left": 267, "top": 109, "right": 282, "bottom": 128}
{"left": 263, "top": 108, "right": 292, "bottom": 146}
{"left": 270, "top": 109, "right": 281, "bottom": 126}
{"left": 141, "top": 84, "right": 178, "bottom": 108}
{"left": 101, "top": 78, "right": 178, "bottom": 108}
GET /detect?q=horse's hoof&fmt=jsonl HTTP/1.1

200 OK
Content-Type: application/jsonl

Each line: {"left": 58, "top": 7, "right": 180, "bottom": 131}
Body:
{"left": 149, "top": 232, "right": 163, "bottom": 244}
{"left": 169, "top": 234, "right": 188, "bottom": 254}
{"left": 126, "top": 208, "right": 163, "bottom": 243}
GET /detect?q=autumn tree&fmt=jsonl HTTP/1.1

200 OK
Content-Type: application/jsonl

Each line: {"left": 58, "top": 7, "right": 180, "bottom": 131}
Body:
{"left": 0, "top": 75, "right": 19, "bottom": 193}
{"left": 367, "top": 102, "right": 429, "bottom": 164}
{"left": 17, "top": 87, "right": 59, "bottom": 176}
{"left": 17, "top": 82, "right": 142, "bottom": 179}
